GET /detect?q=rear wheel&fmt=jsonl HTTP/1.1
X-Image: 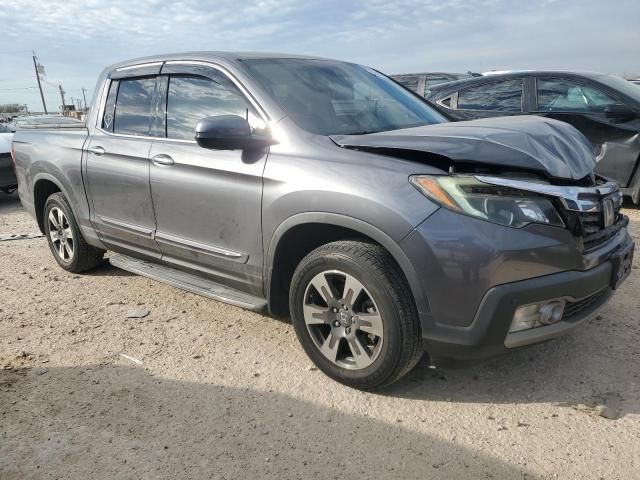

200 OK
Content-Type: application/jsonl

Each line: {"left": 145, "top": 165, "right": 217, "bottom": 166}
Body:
{"left": 44, "top": 193, "right": 104, "bottom": 272}
{"left": 290, "top": 240, "right": 423, "bottom": 390}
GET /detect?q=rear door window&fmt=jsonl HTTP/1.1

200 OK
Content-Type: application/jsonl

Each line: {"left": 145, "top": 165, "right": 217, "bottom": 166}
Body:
{"left": 113, "top": 77, "right": 157, "bottom": 136}
{"left": 457, "top": 80, "right": 523, "bottom": 112}
{"left": 165, "top": 74, "right": 262, "bottom": 141}
{"left": 537, "top": 78, "right": 622, "bottom": 112}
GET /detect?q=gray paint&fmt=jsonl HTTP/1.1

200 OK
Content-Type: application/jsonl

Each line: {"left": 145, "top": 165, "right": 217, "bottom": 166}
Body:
{"left": 11, "top": 52, "right": 634, "bottom": 360}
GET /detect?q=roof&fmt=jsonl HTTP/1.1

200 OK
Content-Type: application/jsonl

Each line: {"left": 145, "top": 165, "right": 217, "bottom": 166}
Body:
{"left": 481, "top": 69, "right": 606, "bottom": 77}
{"left": 391, "top": 72, "right": 470, "bottom": 77}
{"left": 426, "top": 70, "right": 610, "bottom": 92}
{"left": 106, "top": 51, "right": 334, "bottom": 72}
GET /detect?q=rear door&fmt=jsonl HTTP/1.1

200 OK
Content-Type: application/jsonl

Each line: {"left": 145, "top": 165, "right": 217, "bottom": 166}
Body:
{"left": 533, "top": 76, "right": 639, "bottom": 186}
{"left": 86, "top": 74, "right": 161, "bottom": 257}
{"left": 148, "top": 62, "right": 268, "bottom": 292}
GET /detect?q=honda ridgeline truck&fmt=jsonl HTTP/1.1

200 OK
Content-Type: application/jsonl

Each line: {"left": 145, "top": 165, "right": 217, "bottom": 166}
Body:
{"left": 11, "top": 52, "right": 635, "bottom": 389}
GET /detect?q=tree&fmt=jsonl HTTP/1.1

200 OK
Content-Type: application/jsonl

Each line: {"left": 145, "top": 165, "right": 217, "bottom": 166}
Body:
{"left": 0, "top": 104, "right": 26, "bottom": 114}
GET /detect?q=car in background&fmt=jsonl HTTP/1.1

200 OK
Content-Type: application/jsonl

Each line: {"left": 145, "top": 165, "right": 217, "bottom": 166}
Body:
{"left": 6, "top": 115, "right": 82, "bottom": 132}
{"left": 0, "top": 123, "right": 17, "bottom": 193}
{"left": 391, "top": 72, "right": 474, "bottom": 97}
{"left": 425, "top": 71, "right": 640, "bottom": 203}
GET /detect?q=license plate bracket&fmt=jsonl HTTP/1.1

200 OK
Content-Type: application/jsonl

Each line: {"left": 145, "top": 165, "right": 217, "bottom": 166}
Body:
{"left": 611, "top": 242, "right": 634, "bottom": 290}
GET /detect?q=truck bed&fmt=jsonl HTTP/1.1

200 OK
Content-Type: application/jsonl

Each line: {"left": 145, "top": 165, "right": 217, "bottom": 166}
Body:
{"left": 12, "top": 126, "right": 90, "bottom": 227}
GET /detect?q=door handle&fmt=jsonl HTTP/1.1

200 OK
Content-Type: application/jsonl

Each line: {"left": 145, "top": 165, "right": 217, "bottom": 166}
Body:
{"left": 151, "top": 154, "right": 175, "bottom": 167}
{"left": 87, "top": 146, "right": 105, "bottom": 156}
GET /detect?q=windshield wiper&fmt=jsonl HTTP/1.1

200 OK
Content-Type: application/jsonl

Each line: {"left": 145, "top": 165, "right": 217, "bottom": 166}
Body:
{"left": 344, "top": 129, "right": 382, "bottom": 136}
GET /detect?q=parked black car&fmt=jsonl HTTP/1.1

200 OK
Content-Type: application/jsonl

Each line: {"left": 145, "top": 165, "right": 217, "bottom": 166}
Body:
{"left": 391, "top": 72, "right": 474, "bottom": 97}
{"left": 425, "top": 71, "right": 640, "bottom": 202}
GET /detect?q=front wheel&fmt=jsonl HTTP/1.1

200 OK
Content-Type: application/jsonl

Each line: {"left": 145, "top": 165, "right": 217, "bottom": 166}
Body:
{"left": 44, "top": 193, "right": 104, "bottom": 272}
{"left": 290, "top": 240, "right": 423, "bottom": 390}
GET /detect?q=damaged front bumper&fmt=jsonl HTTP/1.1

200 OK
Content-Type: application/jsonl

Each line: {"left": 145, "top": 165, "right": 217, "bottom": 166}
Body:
{"left": 400, "top": 176, "right": 634, "bottom": 365}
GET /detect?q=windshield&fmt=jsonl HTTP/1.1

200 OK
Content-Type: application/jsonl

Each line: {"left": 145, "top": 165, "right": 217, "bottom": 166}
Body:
{"left": 242, "top": 58, "right": 447, "bottom": 135}
{"left": 599, "top": 75, "right": 640, "bottom": 103}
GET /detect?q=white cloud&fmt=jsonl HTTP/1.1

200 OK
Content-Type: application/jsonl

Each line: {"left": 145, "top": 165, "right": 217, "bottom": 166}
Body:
{"left": 1, "top": 0, "right": 638, "bottom": 110}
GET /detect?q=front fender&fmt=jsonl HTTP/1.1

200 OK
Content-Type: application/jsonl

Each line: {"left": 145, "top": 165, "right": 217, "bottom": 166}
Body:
{"left": 265, "top": 212, "right": 432, "bottom": 316}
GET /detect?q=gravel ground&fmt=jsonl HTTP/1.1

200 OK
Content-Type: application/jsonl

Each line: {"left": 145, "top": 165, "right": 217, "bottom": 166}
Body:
{"left": 1, "top": 191, "right": 639, "bottom": 479}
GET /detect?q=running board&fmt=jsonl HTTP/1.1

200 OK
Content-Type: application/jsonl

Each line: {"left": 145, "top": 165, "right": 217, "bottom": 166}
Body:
{"left": 109, "top": 254, "right": 267, "bottom": 312}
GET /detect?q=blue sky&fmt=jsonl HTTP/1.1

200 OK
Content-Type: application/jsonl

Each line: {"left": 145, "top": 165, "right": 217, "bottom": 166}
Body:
{"left": 1, "top": 0, "right": 639, "bottom": 111}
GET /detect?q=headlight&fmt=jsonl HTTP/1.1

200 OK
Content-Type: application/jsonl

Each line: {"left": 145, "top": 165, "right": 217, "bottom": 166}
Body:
{"left": 410, "top": 175, "right": 565, "bottom": 228}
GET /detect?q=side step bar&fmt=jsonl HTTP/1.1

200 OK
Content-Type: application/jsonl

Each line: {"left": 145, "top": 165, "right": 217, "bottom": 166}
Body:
{"left": 109, "top": 254, "right": 267, "bottom": 312}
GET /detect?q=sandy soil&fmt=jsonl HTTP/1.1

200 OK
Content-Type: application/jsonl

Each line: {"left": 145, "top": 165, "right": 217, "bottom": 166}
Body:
{"left": 1, "top": 191, "right": 639, "bottom": 479}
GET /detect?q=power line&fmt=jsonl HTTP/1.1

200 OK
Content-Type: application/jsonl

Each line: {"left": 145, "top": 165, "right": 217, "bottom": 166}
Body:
{"left": 0, "top": 86, "right": 39, "bottom": 91}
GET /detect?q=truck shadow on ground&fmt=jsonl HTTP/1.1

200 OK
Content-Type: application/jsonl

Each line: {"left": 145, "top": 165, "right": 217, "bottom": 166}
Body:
{"left": 0, "top": 364, "right": 538, "bottom": 480}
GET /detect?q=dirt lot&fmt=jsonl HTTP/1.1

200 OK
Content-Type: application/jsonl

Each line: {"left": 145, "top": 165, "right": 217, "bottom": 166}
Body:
{"left": 0, "top": 192, "right": 639, "bottom": 480}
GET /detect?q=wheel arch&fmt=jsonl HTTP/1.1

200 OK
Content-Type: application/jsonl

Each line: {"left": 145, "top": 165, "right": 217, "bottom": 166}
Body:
{"left": 33, "top": 174, "right": 68, "bottom": 234}
{"left": 265, "top": 212, "right": 429, "bottom": 318}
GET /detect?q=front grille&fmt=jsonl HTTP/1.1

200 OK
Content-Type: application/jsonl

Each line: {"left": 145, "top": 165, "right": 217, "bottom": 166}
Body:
{"left": 568, "top": 193, "right": 625, "bottom": 253}
{"left": 581, "top": 215, "right": 627, "bottom": 252}
{"left": 564, "top": 288, "right": 609, "bottom": 322}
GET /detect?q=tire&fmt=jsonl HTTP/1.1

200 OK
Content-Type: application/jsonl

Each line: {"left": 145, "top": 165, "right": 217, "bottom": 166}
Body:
{"left": 43, "top": 193, "right": 104, "bottom": 273}
{"left": 290, "top": 240, "right": 423, "bottom": 390}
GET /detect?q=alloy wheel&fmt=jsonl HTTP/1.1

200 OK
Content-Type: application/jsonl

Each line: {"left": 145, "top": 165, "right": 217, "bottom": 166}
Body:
{"left": 48, "top": 207, "right": 74, "bottom": 263}
{"left": 303, "top": 269, "right": 384, "bottom": 370}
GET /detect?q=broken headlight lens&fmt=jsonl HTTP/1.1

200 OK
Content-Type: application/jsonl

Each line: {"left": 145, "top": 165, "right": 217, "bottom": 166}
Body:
{"left": 410, "top": 175, "right": 565, "bottom": 228}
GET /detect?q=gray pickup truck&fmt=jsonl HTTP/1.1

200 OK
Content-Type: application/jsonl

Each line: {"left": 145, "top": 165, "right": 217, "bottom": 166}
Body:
{"left": 12, "top": 52, "right": 634, "bottom": 389}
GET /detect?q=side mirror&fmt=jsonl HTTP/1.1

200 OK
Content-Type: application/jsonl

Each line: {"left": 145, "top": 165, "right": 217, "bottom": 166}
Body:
{"left": 604, "top": 105, "right": 637, "bottom": 121}
{"left": 195, "top": 115, "right": 275, "bottom": 150}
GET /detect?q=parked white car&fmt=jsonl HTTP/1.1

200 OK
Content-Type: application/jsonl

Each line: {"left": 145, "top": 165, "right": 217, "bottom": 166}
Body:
{"left": 0, "top": 123, "right": 17, "bottom": 193}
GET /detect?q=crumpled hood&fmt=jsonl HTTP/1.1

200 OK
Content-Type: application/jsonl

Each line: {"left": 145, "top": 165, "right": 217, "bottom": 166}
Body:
{"left": 330, "top": 115, "right": 596, "bottom": 180}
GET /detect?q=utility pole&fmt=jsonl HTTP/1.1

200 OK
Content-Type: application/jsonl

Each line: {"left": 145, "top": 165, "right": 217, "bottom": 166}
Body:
{"left": 32, "top": 51, "right": 48, "bottom": 114}
{"left": 58, "top": 85, "right": 66, "bottom": 114}
{"left": 81, "top": 88, "right": 88, "bottom": 112}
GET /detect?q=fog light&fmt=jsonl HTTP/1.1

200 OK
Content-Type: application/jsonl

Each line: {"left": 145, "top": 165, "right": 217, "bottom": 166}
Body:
{"left": 538, "top": 301, "right": 565, "bottom": 325}
{"left": 509, "top": 300, "right": 566, "bottom": 333}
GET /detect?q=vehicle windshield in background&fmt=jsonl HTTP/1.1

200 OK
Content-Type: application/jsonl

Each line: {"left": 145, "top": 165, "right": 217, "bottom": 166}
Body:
{"left": 242, "top": 59, "right": 446, "bottom": 135}
{"left": 0, "top": 124, "right": 11, "bottom": 133}
{"left": 599, "top": 75, "right": 640, "bottom": 102}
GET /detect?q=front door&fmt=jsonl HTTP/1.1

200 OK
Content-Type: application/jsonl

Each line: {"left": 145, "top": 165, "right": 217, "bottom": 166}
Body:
{"left": 86, "top": 76, "right": 160, "bottom": 257}
{"left": 149, "top": 65, "right": 268, "bottom": 293}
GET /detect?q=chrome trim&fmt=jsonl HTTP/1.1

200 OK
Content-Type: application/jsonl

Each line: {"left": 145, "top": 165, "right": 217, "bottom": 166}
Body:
{"left": 99, "top": 216, "right": 154, "bottom": 238}
{"left": 475, "top": 175, "right": 621, "bottom": 212}
{"left": 154, "top": 231, "right": 245, "bottom": 259}
{"left": 115, "top": 62, "right": 163, "bottom": 72}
